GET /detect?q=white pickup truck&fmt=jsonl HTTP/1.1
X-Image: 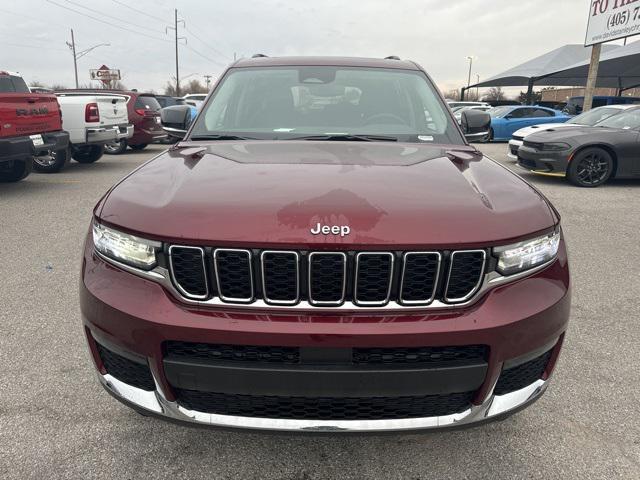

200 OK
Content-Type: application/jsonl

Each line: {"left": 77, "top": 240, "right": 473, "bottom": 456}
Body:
{"left": 32, "top": 90, "right": 133, "bottom": 173}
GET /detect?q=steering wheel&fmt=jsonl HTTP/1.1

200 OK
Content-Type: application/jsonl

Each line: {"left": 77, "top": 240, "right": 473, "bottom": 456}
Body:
{"left": 363, "top": 113, "right": 407, "bottom": 126}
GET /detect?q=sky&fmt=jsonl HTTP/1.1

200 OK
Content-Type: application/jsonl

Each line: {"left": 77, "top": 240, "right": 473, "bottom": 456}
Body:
{"left": 0, "top": 0, "right": 623, "bottom": 96}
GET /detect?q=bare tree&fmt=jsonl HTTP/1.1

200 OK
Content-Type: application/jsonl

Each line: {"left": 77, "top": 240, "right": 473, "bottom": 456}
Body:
{"left": 485, "top": 87, "right": 505, "bottom": 101}
{"left": 443, "top": 88, "right": 460, "bottom": 100}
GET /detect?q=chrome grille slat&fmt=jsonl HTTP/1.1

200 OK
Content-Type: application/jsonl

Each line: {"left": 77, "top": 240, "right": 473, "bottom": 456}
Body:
{"left": 354, "top": 252, "right": 394, "bottom": 307}
{"left": 399, "top": 252, "right": 441, "bottom": 305}
{"left": 260, "top": 251, "right": 300, "bottom": 305}
{"left": 213, "top": 249, "right": 254, "bottom": 303}
{"left": 444, "top": 250, "right": 486, "bottom": 303}
{"left": 308, "top": 252, "right": 347, "bottom": 306}
{"left": 168, "top": 245, "right": 208, "bottom": 300}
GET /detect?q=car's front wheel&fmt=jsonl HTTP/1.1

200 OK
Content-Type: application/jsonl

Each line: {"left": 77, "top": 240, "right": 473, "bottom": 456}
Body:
{"left": 33, "top": 147, "right": 69, "bottom": 173}
{"left": 128, "top": 143, "right": 148, "bottom": 151}
{"left": 567, "top": 147, "right": 613, "bottom": 188}
{"left": 104, "top": 139, "right": 127, "bottom": 155}
{"left": 72, "top": 145, "right": 104, "bottom": 164}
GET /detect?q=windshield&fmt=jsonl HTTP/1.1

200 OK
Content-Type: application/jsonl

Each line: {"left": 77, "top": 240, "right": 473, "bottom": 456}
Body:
{"left": 597, "top": 108, "right": 640, "bottom": 129}
{"left": 489, "top": 106, "right": 512, "bottom": 118}
{"left": 190, "top": 66, "right": 464, "bottom": 143}
{"left": 570, "top": 107, "right": 622, "bottom": 126}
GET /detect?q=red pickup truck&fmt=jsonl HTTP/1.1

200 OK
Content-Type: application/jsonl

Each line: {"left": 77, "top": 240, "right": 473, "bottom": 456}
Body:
{"left": 0, "top": 71, "right": 69, "bottom": 182}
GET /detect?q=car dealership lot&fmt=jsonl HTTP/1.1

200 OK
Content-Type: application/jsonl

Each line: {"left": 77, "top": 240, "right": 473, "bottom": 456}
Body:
{"left": 0, "top": 144, "right": 638, "bottom": 479}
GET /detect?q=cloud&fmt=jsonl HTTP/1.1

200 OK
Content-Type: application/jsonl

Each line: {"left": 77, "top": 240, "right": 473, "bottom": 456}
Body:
{"left": 1, "top": 0, "right": 599, "bottom": 94}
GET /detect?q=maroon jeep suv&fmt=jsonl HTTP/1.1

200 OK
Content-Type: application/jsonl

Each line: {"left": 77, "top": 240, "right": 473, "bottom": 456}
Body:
{"left": 80, "top": 57, "right": 570, "bottom": 432}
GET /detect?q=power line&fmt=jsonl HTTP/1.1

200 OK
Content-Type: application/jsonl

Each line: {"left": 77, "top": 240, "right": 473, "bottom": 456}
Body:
{"left": 185, "top": 18, "right": 235, "bottom": 58}
{"left": 45, "top": 0, "right": 172, "bottom": 43}
{"left": 0, "top": 41, "right": 68, "bottom": 52}
{"left": 183, "top": 44, "right": 228, "bottom": 68}
{"left": 184, "top": 25, "right": 232, "bottom": 61}
{"left": 111, "top": 0, "right": 169, "bottom": 24}
{"left": 63, "top": 0, "right": 167, "bottom": 36}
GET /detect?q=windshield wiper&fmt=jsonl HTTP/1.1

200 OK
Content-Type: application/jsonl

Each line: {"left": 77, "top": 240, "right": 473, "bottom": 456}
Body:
{"left": 189, "top": 134, "right": 258, "bottom": 141}
{"left": 287, "top": 134, "right": 398, "bottom": 142}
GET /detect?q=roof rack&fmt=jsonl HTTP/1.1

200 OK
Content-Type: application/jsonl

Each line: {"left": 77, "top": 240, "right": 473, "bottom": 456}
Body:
{"left": 252, "top": 54, "right": 268, "bottom": 58}
{"left": 384, "top": 56, "right": 400, "bottom": 60}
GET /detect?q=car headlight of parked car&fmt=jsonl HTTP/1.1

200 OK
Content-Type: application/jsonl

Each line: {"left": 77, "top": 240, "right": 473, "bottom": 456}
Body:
{"left": 494, "top": 230, "right": 561, "bottom": 275}
{"left": 92, "top": 221, "right": 160, "bottom": 270}
{"left": 540, "top": 142, "right": 571, "bottom": 151}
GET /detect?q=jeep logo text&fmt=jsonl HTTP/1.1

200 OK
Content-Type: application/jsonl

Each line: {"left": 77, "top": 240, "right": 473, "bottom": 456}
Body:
{"left": 310, "top": 223, "right": 351, "bottom": 237}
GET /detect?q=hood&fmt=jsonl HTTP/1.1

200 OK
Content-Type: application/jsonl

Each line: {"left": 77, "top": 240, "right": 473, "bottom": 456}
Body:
{"left": 513, "top": 123, "right": 572, "bottom": 138}
{"left": 526, "top": 125, "right": 629, "bottom": 143}
{"left": 99, "top": 141, "right": 555, "bottom": 248}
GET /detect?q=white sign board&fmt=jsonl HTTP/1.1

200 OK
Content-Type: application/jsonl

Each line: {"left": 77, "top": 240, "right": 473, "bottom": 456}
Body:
{"left": 89, "top": 68, "right": 121, "bottom": 81}
{"left": 585, "top": 0, "right": 640, "bottom": 46}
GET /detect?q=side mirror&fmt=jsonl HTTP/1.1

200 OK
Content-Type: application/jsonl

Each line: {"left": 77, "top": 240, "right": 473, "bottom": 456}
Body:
{"left": 461, "top": 110, "right": 491, "bottom": 143}
{"left": 161, "top": 105, "right": 194, "bottom": 139}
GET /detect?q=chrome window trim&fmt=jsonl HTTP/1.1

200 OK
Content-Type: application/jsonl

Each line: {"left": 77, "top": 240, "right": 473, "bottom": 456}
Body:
{"left": 167, "top": 245, "right": 209, "bottom": 300}
{"left": 260, "top": 250, "right": 300, "bottom": 306}
{"left": 307, "top": 252, "right": 347, "bottom": 306}
{"left": 399, "top": 251, "right": 442, "bottom": 306}
{"left": 354, "top": 252, "right": 395, "bottom": 307}
{"left": 213, "top": 248, "right": 254, "bottom": 304}
{"left": 94, "top": 248, "right": 555, "bottom": 312}
{"left": 444, "top": 250, "right": 487, "bottom": 304}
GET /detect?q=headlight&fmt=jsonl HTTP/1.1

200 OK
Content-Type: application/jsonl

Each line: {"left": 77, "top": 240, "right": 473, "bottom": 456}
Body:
{"left": 92, "top": 221, "right": 160, "bottom": 270}
{"left": 494, "top": 230, "right": 561, "bottom": 276}
{"left": 541, "top": 142, "right": 571, "bottom": 151}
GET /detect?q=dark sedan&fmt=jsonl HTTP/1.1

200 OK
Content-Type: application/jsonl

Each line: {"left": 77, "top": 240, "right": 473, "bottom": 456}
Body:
{"left": 517, "top": 107, "right": 640, "bottom": 187}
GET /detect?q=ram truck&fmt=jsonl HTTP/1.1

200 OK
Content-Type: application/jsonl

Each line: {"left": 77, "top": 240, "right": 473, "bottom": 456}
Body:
{"left": 0, "top": 71, "right": 68, "bottom": 182}
{"left": 32, "top": 91, "right": 133, "bottom": 173}
{"left": 81, "top": 57, "right": 570, "bottom": 432}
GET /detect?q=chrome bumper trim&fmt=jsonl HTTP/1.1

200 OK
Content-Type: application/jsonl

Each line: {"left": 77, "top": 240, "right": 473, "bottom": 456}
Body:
{"left": 98, "top": 372, "right": 549, "bottom": 432}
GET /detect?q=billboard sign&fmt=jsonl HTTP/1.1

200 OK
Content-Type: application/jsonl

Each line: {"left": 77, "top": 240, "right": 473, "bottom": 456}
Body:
{"left": 585, "top": 0, "right": 640, "bottom": 46}
{"left": 90, "top": 65, "right": 121, "bottom": 85}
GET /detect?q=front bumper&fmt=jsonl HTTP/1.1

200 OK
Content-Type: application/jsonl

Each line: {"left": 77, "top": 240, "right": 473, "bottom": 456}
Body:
{"left": 86, "top": 124, "right": 134, "bottom": 144}
{"left": 516, "top": 145, "right": 571, "bottom": 174}
{"left": 81, "top": 237, "right": 570, "bottom": 431}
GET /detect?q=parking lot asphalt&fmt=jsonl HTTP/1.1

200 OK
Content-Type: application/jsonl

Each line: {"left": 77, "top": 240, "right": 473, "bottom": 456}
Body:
{"left": 0, "top": 143, "right": 638, "bottom": 479}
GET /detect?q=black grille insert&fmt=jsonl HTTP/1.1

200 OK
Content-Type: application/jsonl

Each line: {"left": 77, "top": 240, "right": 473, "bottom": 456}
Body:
{"left": 400, "top": 252, "right": 441, "bottom": 304}
{"left": 261, "top": 251, "right": 299, "bottom": 304}
{"left": 96, "top": 343, "right": 155, "bottom": 391}
{"left": 308, "top": 253, "right": 346, "bottom": 305}
{"left": 494, "top": 350, "right": 553, "bottom": 395}
{"left": 215, "top": 249, "right": 253, "bottom": 302}
{"left": 353, "top": 345, "right": 488, "bottom": 367}
{"left": 354, "top": 253, "right": 394, "bottom": 305}
{"left": 165, "top": 341, "right": 300, "bottom": 364}
{"left": 175, "top": 389, "right": 475, "bottom": 420}
{"left": 169, "top": 246, "right": 208, "bottom": 298}
{"left": 445, "top": 250, "right": 485, "bottom": 302}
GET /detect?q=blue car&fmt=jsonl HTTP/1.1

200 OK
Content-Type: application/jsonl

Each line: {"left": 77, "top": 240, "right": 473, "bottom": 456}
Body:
{"left": 488, "top": 106, "right": 572, "bottom": 142}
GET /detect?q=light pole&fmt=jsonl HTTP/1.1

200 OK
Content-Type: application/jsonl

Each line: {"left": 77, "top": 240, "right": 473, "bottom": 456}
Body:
{"left": 66, "top": 29, "right": 110, "bottom": 88}
{"left": 476, "top": 74, "right": 480, "bottom": 100}
{"left": 466, "top": 56, "right": 474, "bottom": 88}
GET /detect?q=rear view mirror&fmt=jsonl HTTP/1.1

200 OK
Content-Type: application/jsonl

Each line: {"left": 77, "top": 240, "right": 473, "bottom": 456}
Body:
{"left": 161, "top": 105, "right": 193, "bottom": 139}
{"left": 461, "top": 110, "right": 491, "bottom": 143}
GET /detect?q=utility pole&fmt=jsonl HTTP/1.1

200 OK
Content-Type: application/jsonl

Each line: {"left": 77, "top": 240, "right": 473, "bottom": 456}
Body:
{"left": 466, "top": 56, "right": 474, "bottom": 88}
{"left": 583, "top": 43, "right": 602, "bottom": 112}
{"left": 204, "top": 75, "right": 212, "bottom": 89}
{"left": 70, "top": 29, "right": 78, "bottom": 88}
{"left": 476, "top": 74, "right": 480, "bottom": 100}
{"left": 166, "top": 9, "right": 185, "bottom": 96}
{"left": 66, "top": 30, "right": 110, "bottom": 89}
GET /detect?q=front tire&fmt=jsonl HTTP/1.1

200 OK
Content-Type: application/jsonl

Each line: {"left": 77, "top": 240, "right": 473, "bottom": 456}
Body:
{"left": 33, "top": 147, "right": 69, "bottom": 173}
{"left": 567, "top": 147, "right": 613, "bottom": 188}
{"left": 0, "top": 158, "right": 32, "bottom": 182}
{"left": 104, "top": 139, "right": 127, "bottom": 155}
{"left": 72, "top": 145, "right": 104, "bottom": 164}
{"left": 128, "top": 143, "right": 148, "bottom": 151}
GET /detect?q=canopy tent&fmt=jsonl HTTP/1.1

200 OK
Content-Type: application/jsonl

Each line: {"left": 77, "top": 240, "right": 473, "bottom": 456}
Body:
{"left": 463, "top": 44, "right": 620, "bottom": 102}
{"left": 541, "top": 40, "right": 640, "bottom": 91}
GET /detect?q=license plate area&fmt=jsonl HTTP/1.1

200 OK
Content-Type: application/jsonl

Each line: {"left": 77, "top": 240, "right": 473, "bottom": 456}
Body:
{"left": 30, "top": 134, "right": 44, "bottom": 146}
